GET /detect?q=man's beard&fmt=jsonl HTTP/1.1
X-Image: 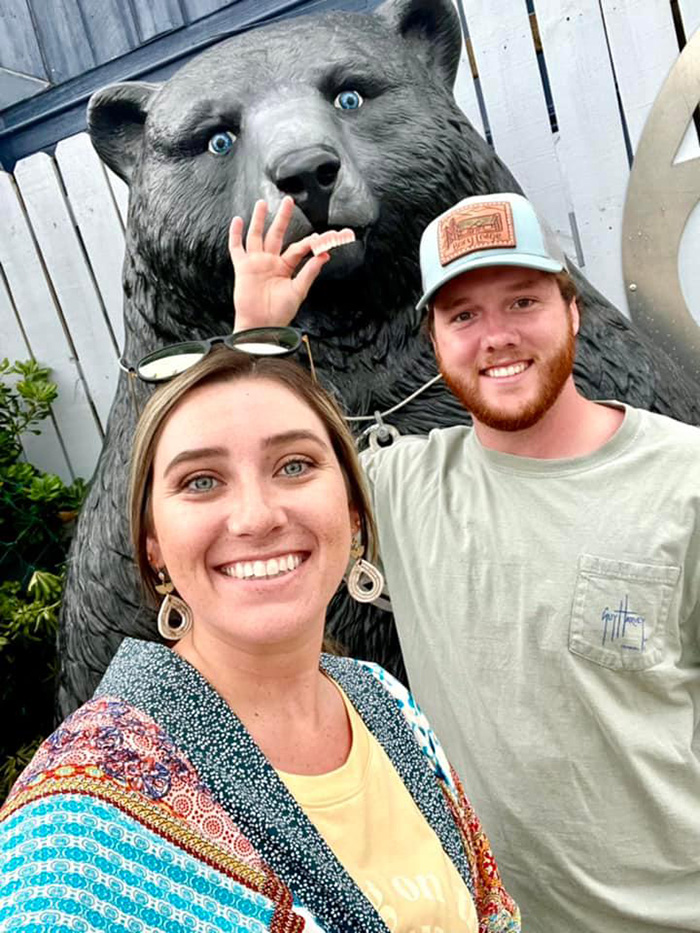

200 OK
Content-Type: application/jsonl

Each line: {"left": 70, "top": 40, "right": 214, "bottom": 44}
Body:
{"left": 438, "top": 326, "right": 576, "bottom": 432}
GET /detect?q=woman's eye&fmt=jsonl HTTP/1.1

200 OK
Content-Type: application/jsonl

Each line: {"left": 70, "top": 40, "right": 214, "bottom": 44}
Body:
{"left": 208, "top": 131, "right": 237, "bottom": 155}
{"left": 280, "top": 459, "right": 311, "bottom": 478}
{"left": 334, "top": 90, "right": 364, "bottom": 111}
{"left": 186, "top": 475, "right": 218, "bottom": 492}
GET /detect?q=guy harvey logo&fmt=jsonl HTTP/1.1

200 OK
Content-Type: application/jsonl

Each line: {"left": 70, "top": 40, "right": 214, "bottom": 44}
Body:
{"left": 438, "top": 201, "right": 516, "bottom": 266}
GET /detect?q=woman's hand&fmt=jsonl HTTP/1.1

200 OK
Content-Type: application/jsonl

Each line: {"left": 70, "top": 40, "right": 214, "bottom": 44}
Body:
{"left": 229, "top": 196, "right": 329, "bottom": 332}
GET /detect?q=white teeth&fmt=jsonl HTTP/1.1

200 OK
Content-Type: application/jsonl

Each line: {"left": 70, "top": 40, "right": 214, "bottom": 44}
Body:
{"left": 310, "top": 228, "right": 356, "bottom": 256}
{"left": 484, "top": 362, "right": 528, "bottom": 378}
{"left": 222, "top": 554, "right": 302, "bottom": 580}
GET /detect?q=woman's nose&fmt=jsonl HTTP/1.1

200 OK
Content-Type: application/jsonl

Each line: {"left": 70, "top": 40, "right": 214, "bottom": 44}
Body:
{"left": 225, "top": 483, "right": 285, "bottom": 537}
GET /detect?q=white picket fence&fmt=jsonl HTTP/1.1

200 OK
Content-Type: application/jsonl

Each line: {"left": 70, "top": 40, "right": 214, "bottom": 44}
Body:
{"left": 1, "top": 1, "right": 699, "bottom": 483}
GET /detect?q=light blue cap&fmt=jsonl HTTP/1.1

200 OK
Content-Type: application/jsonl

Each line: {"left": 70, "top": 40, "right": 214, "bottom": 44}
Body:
{"left": 417, "top": 192, "right": 564, "bottom": 310}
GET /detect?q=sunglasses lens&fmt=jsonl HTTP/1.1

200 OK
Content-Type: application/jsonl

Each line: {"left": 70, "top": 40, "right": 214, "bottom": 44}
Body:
{"left": 137, "top": 343, "right": 208, "bottom": 382}
{"left": 229, "top": 327, "right": 300, "bottom": 356}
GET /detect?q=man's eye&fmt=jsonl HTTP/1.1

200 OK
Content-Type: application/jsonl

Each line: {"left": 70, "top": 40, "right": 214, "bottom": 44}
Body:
{"left": 513, "top": 298, "right": 535, "bottom": 310}
{"left": 186, "top": 475, "right": 218, "bottom": 492}
{"left": 452, "top": 311, "right": 475, "bottom": 324}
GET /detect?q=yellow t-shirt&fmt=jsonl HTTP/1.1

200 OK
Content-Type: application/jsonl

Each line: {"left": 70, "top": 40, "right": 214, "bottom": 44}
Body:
{"left": 278, "top": 686, "right": 478, "bottom": 933}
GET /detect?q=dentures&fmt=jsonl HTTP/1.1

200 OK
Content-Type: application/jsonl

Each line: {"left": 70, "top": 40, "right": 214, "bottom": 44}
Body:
{"left": 310, "top": 228, "right": 356, "bottom": 256}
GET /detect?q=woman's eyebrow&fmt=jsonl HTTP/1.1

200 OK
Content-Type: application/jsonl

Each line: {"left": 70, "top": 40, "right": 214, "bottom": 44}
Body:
{"left": 262, "top": 429, "right": 329, "bottom": 450}
{"left": 163, "top": 446, "right": 227, "bottom": 477}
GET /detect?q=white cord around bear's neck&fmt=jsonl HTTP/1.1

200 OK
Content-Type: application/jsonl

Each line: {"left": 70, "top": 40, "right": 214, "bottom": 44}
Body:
{"left": 345, "top": 373, "right": 443, "bottom": 448}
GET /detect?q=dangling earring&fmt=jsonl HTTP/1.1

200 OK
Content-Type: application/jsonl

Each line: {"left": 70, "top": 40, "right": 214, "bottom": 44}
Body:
{"left": 155, "top": 569, "right": 193, "bottom": 640}
{"left": 347, "top": 537, "right": 384, "bottom": 604}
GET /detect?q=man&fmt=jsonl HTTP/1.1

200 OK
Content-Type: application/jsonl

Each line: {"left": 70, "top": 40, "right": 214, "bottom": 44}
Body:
{"left": 231, "top": 192, "right": 700, "bottom": 933}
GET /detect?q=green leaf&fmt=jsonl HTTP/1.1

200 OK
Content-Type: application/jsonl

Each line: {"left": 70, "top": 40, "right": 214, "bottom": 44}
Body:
{"left": 27, "top": 474, "right": 65, "bottom": 502}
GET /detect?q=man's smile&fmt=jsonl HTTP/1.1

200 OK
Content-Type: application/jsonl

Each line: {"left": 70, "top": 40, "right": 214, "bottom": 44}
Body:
{"left": 480, "top": 360, "right": 532, "bottom": 379}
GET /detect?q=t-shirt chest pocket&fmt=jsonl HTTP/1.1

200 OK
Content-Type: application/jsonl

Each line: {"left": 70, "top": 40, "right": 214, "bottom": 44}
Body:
{"left": 569, "top": 555, "right": 681, "bottom": 671}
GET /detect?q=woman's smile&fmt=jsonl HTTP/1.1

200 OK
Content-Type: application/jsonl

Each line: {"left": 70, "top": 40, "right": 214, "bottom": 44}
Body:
{"left": 218, "top": 551, "right": 305, "bottom": 580}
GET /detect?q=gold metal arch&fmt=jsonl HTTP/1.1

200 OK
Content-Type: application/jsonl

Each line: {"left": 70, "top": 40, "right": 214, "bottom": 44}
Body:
{"left": 622, "top": 28, "right": 700, "bottom": 381}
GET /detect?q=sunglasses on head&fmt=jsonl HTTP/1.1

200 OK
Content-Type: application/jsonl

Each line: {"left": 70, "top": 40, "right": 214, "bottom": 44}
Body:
{"left": 119, "top": 326, "right": 316, "bottom": 384}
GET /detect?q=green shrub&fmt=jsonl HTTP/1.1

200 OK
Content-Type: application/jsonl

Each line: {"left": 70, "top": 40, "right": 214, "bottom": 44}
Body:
{"left": 0, "top": 359, "right": 88, "bottom": 801}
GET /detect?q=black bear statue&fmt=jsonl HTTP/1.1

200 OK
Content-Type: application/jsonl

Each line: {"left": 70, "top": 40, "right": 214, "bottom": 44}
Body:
{"left": 58, "top": 0, "right": 700, "bottom": 715}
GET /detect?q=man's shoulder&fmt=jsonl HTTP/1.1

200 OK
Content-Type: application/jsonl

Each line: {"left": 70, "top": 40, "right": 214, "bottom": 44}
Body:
{"left": 632, "top": 405, "right": 700, "bottom": 454}
{"left": 360, "top": 423, "right": 473, "bottom": 480}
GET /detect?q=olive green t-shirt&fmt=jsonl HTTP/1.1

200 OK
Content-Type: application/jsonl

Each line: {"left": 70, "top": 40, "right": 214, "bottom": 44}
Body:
{"left": 362, "top": 403, "right": 700, "bottom": 933}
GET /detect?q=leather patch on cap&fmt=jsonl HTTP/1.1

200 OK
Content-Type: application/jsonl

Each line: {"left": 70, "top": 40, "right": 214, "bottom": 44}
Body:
{"left": 438, "top": 201, "right": 516, "bottom": 266}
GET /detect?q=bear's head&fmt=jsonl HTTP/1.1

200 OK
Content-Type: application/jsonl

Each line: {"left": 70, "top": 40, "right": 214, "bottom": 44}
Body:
{"left": 88, "top": 0, "right": 517, "bottom": 346}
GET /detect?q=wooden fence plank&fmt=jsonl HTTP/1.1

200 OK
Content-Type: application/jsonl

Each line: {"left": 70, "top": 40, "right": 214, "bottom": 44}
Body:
{"left": 534, "top": 0, "right": 631, "bottom": 313}
{"left": 461, "top": 0, "right": 575, "bottom": 258}
{"left": 0, "top": 0, "right": 47, "bottom": 79}
{"left": 453, "top": 42, "right": 485, "bottom": 138}
{"left": 0, "top": 270, "right": 71, "bottom": 479}
{"left": 55, "top": 134, "right": 126, "bottom": 351}
{"left": 678, "top": 4, "right": 700, "bottom": 42}
{"left": 0, "top": 171, "right": 102, "bottom": 479}
{"left": 13, "top": 153, "right": 119, "bottom": 429}
{"left": 601, "top": 0, "right": 685, "bottom": 152}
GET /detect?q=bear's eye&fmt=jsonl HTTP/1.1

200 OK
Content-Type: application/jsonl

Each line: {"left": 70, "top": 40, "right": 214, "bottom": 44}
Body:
{"left": 208, "top": 131, "right": 237, "bottom": 155}
{"left": 334, "top": 90, "right": 364, "bottom": 111}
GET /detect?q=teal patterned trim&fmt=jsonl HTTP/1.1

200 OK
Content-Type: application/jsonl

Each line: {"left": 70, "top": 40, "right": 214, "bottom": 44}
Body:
{"left": 1, "top": 794, "right": 276, "bottom": 932}
{"left": 358, "top": 661, "right": 457, "bottom": 794}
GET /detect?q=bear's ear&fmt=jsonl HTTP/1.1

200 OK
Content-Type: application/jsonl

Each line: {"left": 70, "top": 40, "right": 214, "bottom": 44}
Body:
{"left": 87, "top": 82, "right": 161, "bottom": 183}
{"left": 378, "top": 0, "right": 462, "bottom": 87}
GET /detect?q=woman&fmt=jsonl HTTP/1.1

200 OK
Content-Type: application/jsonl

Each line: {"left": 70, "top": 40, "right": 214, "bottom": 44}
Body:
{"left": 0, "top": 348, "right": 518, "bottom": 932}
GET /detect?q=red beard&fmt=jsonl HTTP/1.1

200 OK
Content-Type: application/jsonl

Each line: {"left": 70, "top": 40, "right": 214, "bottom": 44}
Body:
{"left": 438, "top": 325, "right": 576, "bottom": 432}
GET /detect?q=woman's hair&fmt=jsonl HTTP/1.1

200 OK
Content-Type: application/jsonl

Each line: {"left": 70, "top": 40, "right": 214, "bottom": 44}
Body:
{"left": 129, "top": 346, "right": 377, "bottom": 610}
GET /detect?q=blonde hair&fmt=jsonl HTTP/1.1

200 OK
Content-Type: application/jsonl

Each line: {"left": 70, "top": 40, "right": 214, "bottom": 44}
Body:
{"left": 128, "top": 347, "right": 377, "bottom": 612}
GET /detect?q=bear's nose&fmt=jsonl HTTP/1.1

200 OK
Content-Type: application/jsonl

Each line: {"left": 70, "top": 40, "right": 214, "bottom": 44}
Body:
{"left": 270, "top": 146, "right": 341, "bottom": 228}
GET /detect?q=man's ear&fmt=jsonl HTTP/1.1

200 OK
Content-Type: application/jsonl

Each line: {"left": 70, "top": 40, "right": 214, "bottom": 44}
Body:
{"left": 87, "top": 81, "right": 160, "bottom": 183}
{"left": 570, "top": 297, "right": 581, "bottom": 337}
{"left": 377, "top": 0, "right": 463, "bottom": 88}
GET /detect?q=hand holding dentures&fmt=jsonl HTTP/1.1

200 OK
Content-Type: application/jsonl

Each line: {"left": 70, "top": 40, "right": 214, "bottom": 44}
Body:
{"left": 229, "top": 196, "right": 356, "bottom": 332}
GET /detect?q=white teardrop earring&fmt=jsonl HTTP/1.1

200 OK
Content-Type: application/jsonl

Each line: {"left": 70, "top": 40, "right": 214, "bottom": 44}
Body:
{"left": 347, "top": 538, "right": 384, "bottom": 604}
{"left": 155, "top": 569, "right": 193, "bottom": 640}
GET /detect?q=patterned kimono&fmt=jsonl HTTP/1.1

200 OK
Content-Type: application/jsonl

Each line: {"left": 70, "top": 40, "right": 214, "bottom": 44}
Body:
{"left": 1, "top": 639, "right": 519, "bottom": 932}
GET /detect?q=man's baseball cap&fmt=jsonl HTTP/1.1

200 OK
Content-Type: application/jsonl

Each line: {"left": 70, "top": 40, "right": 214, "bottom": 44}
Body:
{"left": 417, "top": 192, "right": 564, "bottom": 310}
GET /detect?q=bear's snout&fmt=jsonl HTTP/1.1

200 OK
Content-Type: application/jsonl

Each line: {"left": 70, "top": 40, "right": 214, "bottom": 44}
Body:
{"left": 270, "top": 145, "right": 341, "bottom": 229}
